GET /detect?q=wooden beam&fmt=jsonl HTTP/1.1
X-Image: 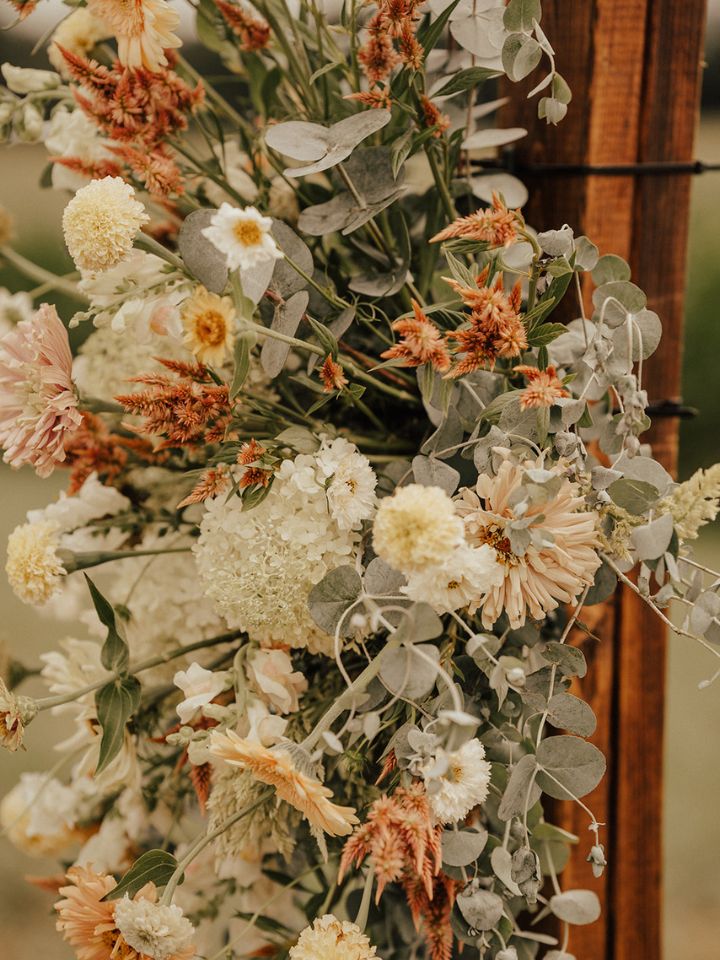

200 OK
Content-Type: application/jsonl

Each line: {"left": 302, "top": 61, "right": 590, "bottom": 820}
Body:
{"left": 501, "top": 3, "right": 706, "bottom": 958}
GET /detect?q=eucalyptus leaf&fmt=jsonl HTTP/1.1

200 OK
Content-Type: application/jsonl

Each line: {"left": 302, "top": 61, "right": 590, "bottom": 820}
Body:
{"left": 260, "top": 290, "right": 309, "bottom": 378}
{"left": 364, "top": 557, "right": 406, "bottom": 597}
{"left": 269, "top": 111, "right": 392, "bottom": 177}
{"left": 631, "top": 512, "right": 675, "bottom": 561}
{"left": 379, "top": 643, "right": 440, "bottom": 699}
{"left": 607, "top": 477, "right": 659, "bottom": 515}
{"left": 456, "top": 885, "right": 504, "bottom": 931}
{"left": 503, "top": 0, "right": 542, "bottom": 32}
{"left": 549, "top": 890, "right": 601, "bottom": 925}
{"left": 498, "top": 753, "right": 541, "bottom": 820}
{"left": 270, "top": 221, "right": 313, "bottom": 297}
{"left": 536, "top": 735, "right": 606, "bottom": 800}
{"left": 591, "top": 253, "right": 631, "bottom": 285}
{"left": 490, "top": 845, "right": 522, "bottom": 895}
{"left": 307, "top": 565, "right": 363, "bottom": 638}
{"left": 546, "top": 693, "right": 597, "bottom": 737}
{"left": 542, "top": 642, "right": 587, "bottom": 678}
{"left": 462, "top": 126, "right": 528, "bottom": 150}
{"left": 177, "top": 208, "right": 228, "bottom": 294}
{"left": 442, "top": 827, "right": 488, "bottom": 867}
{"left": 502, "top": 33, "right": 543, "bottom": 82}
{"left": 412, "top": 455, "right": 461, "bottom": 495}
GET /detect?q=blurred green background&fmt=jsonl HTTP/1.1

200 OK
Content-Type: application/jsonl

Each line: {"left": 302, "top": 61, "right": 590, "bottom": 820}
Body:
{"left": 1, "top": 2, "right": 720, "bottom": 958}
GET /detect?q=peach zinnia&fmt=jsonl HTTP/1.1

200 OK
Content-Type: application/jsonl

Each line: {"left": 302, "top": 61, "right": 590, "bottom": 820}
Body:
{"left": 0, "top": 303, "right": 82, "bottom": 476}
{"left": 55, "top": 866, "right": 195, "bottom": 960}
{"left": 87, "top": 0, "right": 181, "bottom": 72}
{"left": 209, "top": 730, "right": 358, "bottom": 837}
{"left": 456, "top": 457, "right": 601, "bottom": 628}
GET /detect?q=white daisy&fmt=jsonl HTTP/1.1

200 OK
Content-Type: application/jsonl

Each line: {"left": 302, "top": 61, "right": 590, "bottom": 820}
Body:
{"left": 424, "top": 738, "right": 492, "bottom": 824}
{"left": 202, "top": 203, "right": 283, "bottom": 272}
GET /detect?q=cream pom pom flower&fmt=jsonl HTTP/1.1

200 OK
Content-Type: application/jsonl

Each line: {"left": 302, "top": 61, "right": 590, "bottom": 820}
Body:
{"left": 181, "top": 285, "right": 236, "bottom": 366}
{"left": 456, "top": 457, "right": 601, "bottom": 629}
{"left": 114, "top": 897, "right": 196, "bottom": 960}
{"left": 202, "top": 203, "right": 283, "bottom": 272}
{"left": 209, "top": 730, "right": 358, "bottom": 837}
{"left": 87, "top": 0, "right": 181, "bottom": 72}
{"left": 62, "top": 177, "right": 149, "bottom": 274}
{"left": 424, "top": 738, "right": 492, "bottom": 824}
{"left": 6, "top": 519, "right": 66, "bottom": 605}
{"left": 0, "top": 302, "right": 82, "bottom": 476}
{"left": 372, "top": 484, "right": 464, "bottom": 574}
{"left": 289, "top": 915, "right": 380, "bottom": 960}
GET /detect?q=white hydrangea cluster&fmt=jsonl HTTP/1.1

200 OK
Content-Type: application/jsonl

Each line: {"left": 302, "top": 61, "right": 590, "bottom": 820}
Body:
{"left": 73, "top": 323, "right": 188, "bottom": 403}
{"left": 194, "top": 439, "right": 376, "bottom": 654}
{"left": 87, "top": 530, "right": 226, "bottom": 670}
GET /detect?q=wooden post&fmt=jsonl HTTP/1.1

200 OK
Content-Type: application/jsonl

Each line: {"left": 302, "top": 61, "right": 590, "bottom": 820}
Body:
{"left": 501, "top": 3, "right": 706, "bottom": 958}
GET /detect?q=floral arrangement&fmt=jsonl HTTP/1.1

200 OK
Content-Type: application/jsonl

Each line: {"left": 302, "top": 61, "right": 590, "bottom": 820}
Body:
{"left": 0, "top": 2, "right": 718, "bottom": 959}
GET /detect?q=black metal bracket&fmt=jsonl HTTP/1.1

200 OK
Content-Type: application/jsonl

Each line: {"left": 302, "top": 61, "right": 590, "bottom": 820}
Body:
{"left": 646, "top": 399, "right": 698, "bottom": 420}
{"left": 473, "top": 156, "right": 720, "bottom": 177}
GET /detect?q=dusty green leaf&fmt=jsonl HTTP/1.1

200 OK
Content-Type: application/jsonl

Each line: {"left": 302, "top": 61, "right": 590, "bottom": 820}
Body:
{"left": 536, "top": 735, "right": 606, "bottom": 800}
{"left": 308, "top": 566, "right": 363, "bottom": 637}
{"left": 95, "top": 676, "right": 141, "bottom": 775}
{"left": 103, "top": 849, "right": 178, "bottom": 901}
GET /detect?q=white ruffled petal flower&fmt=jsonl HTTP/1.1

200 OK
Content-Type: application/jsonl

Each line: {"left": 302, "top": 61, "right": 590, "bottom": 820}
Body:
{"left": 62, "top": 177, "right": 149, "bottom": 274}
{"left": 424, "top": 738, "right": 492, "bottom": 824}
{"left": 113, "top": 896, "right": 195, "bottom": 960}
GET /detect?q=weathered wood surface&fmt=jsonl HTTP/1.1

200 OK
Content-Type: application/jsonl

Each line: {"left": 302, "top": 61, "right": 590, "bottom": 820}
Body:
{"left": 501, "top": 3, "right": 707, "bottom": 957}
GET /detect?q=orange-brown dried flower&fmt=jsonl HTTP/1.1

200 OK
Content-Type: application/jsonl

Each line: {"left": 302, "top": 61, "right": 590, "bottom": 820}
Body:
{"left": 177, "top": 464, "right": 231, "bottom": 508}
{"left": 419, "top": 95, "right": 450, "bottom": 138}
{"left": 116, "top": 359, "right": 231, "bottom": 450}
{"left": 431, "top": 193, "right": 521, "bottom": 247}
{"left": 381, "top": 300, "right": 451, "bottom": 372}
{"left": 514, "top": 364, "right": 570, "bottom": 409}
{"left": 237, "top": 438, "right": 272, "bottom": 489}
{"left": 340, "top": 785, "right": 456, "bottom": 960}
{"left": 214, "top": 0, "right": 270, "bottom": 50}
{"left": 61, "top": 411, "right": 160, "bottom": 494}
{"left": 319, "top": 355, "right": 348, "bottom": 393}
{"left": 445, "top": 270, "right": 527, "bottom": 374}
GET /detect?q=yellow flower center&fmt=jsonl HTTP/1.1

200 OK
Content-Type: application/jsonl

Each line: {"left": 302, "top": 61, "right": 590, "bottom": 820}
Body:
{"left": 477, "top": 525, "right": 519, "bottom": 566}
{"left": 194, "top": 309, "right": 227, "bottom": 347}
{"left": 233, "top": 219, "right": 263, "bottom": 247}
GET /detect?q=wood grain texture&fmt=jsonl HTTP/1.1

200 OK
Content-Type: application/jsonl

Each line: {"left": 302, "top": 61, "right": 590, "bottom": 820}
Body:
{"left": 501, "top": 2, "right": 706, "bottom": 957}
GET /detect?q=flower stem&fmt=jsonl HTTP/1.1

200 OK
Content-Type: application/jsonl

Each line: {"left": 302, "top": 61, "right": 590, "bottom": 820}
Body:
{"left": 160, "top": 790, "right": 273, "bottom": 905}
{"left": 35, "top": 628, "right": 246, "bottom": 711}
{"left": 0, "top": 246, "right": 89, "bottom": 303}
{"left": 302, "top": 633, "right": 402, "bottom": 752}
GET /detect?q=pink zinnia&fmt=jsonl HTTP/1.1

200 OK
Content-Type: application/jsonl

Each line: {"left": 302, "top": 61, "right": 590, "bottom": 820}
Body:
{"left": 0, "top": 303, "right": 82, "bottom": 476}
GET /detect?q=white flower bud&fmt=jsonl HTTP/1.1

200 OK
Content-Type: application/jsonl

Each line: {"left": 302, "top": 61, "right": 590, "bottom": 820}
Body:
{"left": 1, "top": 63, "right": 60, "bottom": 94}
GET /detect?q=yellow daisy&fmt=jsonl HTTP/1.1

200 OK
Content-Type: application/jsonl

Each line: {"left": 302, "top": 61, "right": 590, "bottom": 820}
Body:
{"left": 181, "top": 286, "right": 236, "bottom": 367}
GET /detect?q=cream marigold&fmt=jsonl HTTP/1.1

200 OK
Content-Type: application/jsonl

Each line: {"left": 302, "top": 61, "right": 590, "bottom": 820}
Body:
{"left": 209, "top": 730, "right": 358, "bottom": 837}
{"left": 0, "top": 302, "right": 82, "bottom": 475}
{"left": 456, "top": 458, "right": 601, "bottom": 628}
{"left": 423, "top": 738, "right": 491, "bottom": 824}
{"left": 6, "top": 519, "right": 66, "bottom": 605}
{"left": 87, "top": 0, "right": 181, "bottom": 72}
{"left": 62, "top": 177, "right": 149, "bottom": 274}
{"left": 114, "top": 897, "right": 196, "bottom": 960}
{"left": 202, "top": 203, "right": 283, "bottom": 272}
{"left": 290, "top": 915, "right": 380, "bottom": 960}
{"left": 373, "top": 484, "right": 464, "bottom": 574}
{"left": 181, "top": 285, "right": 236, "bottom": 366}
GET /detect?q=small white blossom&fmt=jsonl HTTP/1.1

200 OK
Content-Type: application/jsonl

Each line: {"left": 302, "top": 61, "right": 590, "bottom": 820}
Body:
{"left": 174, "top": 662, "right": 229, "bottom": 724}
{"left": 1, "top": 63, "right": 60, "bottom": 94}
{"left": 403, "top": 543, "right": 503, "bottom": 613}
